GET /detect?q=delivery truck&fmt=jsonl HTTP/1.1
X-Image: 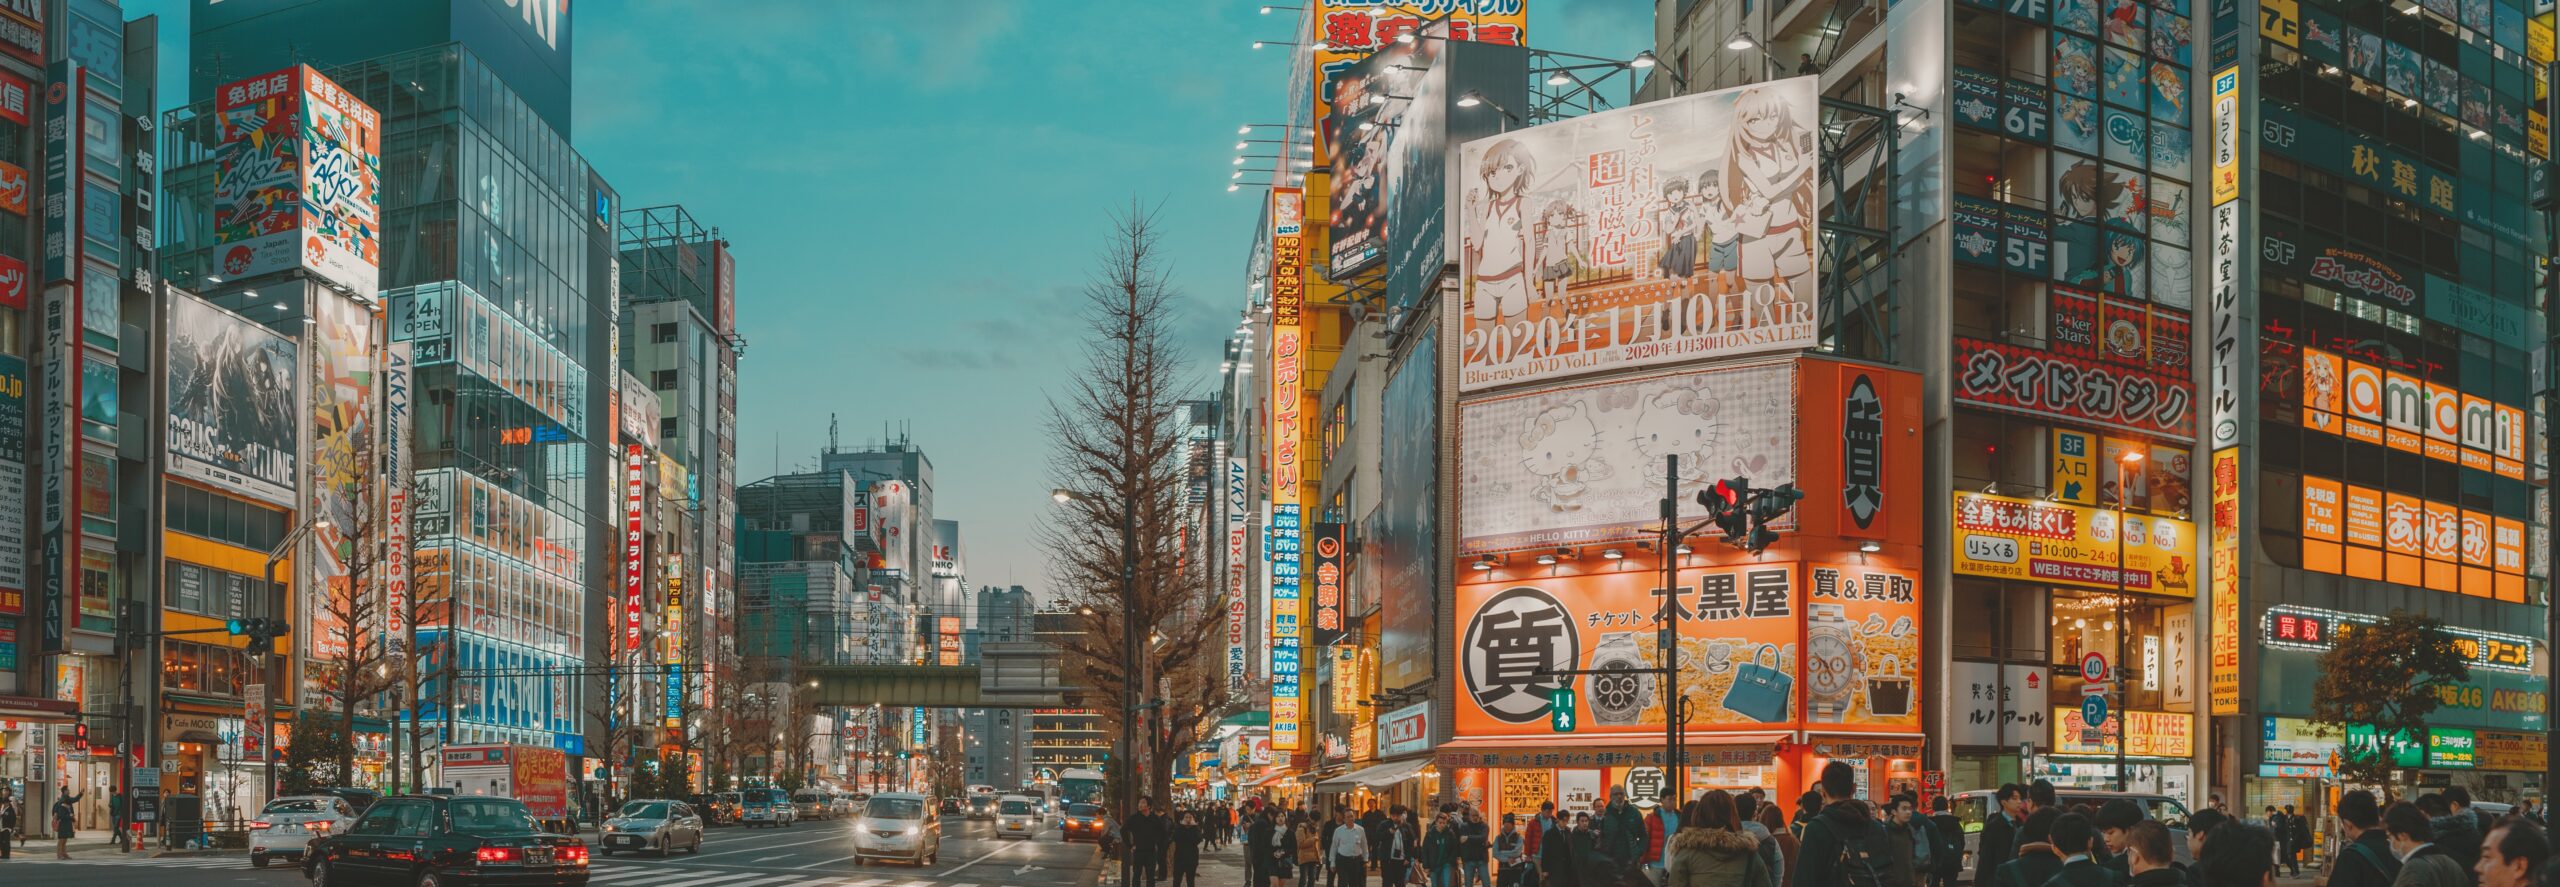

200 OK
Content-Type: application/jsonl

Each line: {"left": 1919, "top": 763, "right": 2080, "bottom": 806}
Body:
{"left": 443, "top": 744, "right": 574, "bottom": 832}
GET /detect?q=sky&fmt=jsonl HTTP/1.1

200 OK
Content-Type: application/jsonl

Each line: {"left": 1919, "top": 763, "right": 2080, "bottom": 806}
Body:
{"left": 126, "top": 0, "right": 1654, "bottom": 600}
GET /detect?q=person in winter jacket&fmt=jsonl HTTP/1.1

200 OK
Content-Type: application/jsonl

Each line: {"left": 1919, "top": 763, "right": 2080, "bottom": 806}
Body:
{"left": 1789, "top": 791, "right": 1823, "bottom": 842}
{"left": 1926, "top": 796, "right": 1964, "bottom": 887}
{"left": 1665, "top": 792, "right": 1774, "bottom": 887}
{"left": 1977, "top": 784, "right": 2027, "bottom": 880}
{"left": 1602, "top": 788, "right": 1646, "bottom": 882}
{"left": 2038, "top": 814, "right": 2115, "bottom": 887}
{"left": 1883, "top": 795, "right": 1926, "bottom": 887}
{"left": 2094, "top": 799, "right": 2145, "bottom": 875}
{"left": 2195, "top": 821, "right": 2276, "bottom": 887}
{"left": 2329, "top": 791, "right": 2402, "bottom": 887}
{"left": 1171, "top": 811, "right": 1206, "bottom": 887}
{"left": 2124, "top": 821, "right": 2187, "bottom": 887}
{"left": 2421, "top": 792, "right": 2486, "bottom": 876}
{"left": 1738, "top": 794, "right": 1785, "bottom": 887}
{"left": 2021, "top": 780, "right": 2060, "bottom": 847}
{"left": 2386, "top": 801, "right": 2473, "bottom": 887}
{"left": 1989, "top": 818, "right": 2071, "bottom": 887}
{"left": 1425, "top": 812, "right": 1458, "bottom": 887}
{"left": 1792, "top": 761, "right": 1889, "bottom": 887}
{"left": 1297, "top": 812, "right": 1327, "bottom": 887}
{"left": 1540, "top": 814, "right": 1580, "bottom": 887}
{"left": 1458, "top": 807, "right": 1492, "bottom": 887}
{"left": 1756, "top": 801, "right": 1798, "bottom": 882}
{"left": 1569, "top": 813, "right": 1610, "bottom": 887}
{"left": 1525, "top": 802, "right": 1556, "bottom": 887}
{"left": 1646, "top": 802, "right": 1670, "bottom": 869}
{"left": 1494, "top": 816, "right": 1528, "bottom": 887}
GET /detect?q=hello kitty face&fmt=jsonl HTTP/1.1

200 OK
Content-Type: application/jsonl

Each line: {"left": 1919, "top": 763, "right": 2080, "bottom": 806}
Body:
{"left": 1520, "top": 402, "right": 1603, "bottom": 479}
{"left": 1630, "top": 387, "right": 1721, "bottom": 462}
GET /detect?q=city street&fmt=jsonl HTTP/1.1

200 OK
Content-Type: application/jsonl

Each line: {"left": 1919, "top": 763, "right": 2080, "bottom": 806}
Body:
{"left": 0, "top": 820, "right": 1107, "bottom": 887}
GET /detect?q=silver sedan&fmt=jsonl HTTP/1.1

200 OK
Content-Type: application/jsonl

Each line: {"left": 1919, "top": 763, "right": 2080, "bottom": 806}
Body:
{"left": 600, "top": 799, "right": 706, "bottom": 856}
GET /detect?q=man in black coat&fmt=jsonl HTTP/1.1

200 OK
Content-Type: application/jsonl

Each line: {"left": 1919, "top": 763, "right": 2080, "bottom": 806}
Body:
{"left": 1976, "top": 783, "right": 2028, "bottom": 881}
{"left": 2327, "top": 790, "right": 2400, "bottom": 887}
{"left": 1126, "top": 797, "right": 1172, "bottom": 887}
{"left": 2020, "top": 780, "right": 2061, "bottom": 846}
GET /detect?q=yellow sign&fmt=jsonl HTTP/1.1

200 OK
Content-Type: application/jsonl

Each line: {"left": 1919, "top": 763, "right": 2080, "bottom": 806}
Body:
{"left": 1951, "top": 493, "right": 2198, "bottom": 597}
{"left": 2533, "top": 14, "right": 2554, "bottom": 67}
{"left": 2052, "top": 429, "right": 2096, "bottom": 506}
{"left": 2209, "top": 447, "right": 2241, "bottom": 715}
{"left": 2479, "top": 730, "right": 2549, "bottom": 772}
{"left": 2053, "top": 709, "right": 2194, "bottom": 757}
{"left": 2259, "top": 0, "right": 2299, "bottom": 47}
{"left": 2211, "top": 67, "right": 2241, "bottom": 207}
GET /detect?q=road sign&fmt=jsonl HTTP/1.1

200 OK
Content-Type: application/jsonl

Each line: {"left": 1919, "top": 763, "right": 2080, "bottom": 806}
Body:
{"left": 1550, "top": 686, "right": 1578, "bottom": 733}
{"left": 2080, "top": 652, "right": 2110, "bottom": 684}
{"left": 2082, "top": 693, "right": 2110, "bottom": 728}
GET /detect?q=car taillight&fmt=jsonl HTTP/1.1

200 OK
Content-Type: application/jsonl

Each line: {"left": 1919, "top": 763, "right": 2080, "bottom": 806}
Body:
{"left": 308, "top": 821, "right": 331, "bottom": 832}
{"left": 476, "top": 847, "right": 517, "bottom": 864}
{"left": 558, "top": 844, "right": 590, "bottom": 866}
{"left": 250, "top": 821, "right": 273, "bottom": 830}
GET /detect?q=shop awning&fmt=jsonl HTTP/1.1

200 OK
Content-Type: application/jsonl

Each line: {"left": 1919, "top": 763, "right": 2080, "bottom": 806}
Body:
{"left": 1241, "top": 770, "right": 1293, "bottom": 788}
{"left": 1316, "top": 757, "right": 1435, "bottom": 791}
{"left": 171, "top": 727, "right": 222, "bottom": 744}
{"left": 1434, "top": 734, "right": 1789, "bottom": 770}
{"left": 0, "top": 695, "right": 77, "bottom": 723}
{"left": 1804, "top": 735, "right": 1926, "bottom": 760}
{"left": 1297, "top": 766, "right": 1348, "bottom": 785}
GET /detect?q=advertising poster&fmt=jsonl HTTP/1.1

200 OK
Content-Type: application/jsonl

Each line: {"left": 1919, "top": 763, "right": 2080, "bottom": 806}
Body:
{"left": 164, "top": 292, "right": 299, "bottom": 506}
{"left": 1806, "top": 564, "right": 1922, "bottom": 730}
{"left": 211, "top": 66, "right": 381, "bottom": 298}
{"left": 869, "top": 479, "right": 911, "bottom": 575}
{"left": 1374, "top": 327, "right": 1437, "bottom": 691}
{"left": 1325, "top": 30, "right": 1432, "bottom": 278}
{"left": 1455, "top": 565, "right": 1800, "bottom": 740}
{"left": 307, "top": 291, "right": 376, "bottom": 663}
{"left": 1453, "top": 77, "right": 1823, "bottom": 392}
{"left": 1458, "top": 360, "right": 1796, "bottom": 554}
{"left": 1954, "top": 337, "right": 2197, "bottom": 442}
{"left": 1308, "top": 1, "right": 1525, "bottom": 171}
{"left": 1949, "top": 662, "right": 2048, "bottom": 747}
{"left": 1951, "top": 492, "right": 2198, "bottom": 596}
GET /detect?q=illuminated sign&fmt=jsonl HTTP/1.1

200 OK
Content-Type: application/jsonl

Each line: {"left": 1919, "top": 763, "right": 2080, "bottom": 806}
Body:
{"left": 2208, "top": 448, "right": 2239, "bottom": 715}
{"left": 623, "top": 445, "right": 646, "bottom": 654}
{"left": 2260, "top": 604, "right": 2534, "bottom": 673}
{"left": 2297, "top": 348, "right": 2524, "bottom": 480}
{"left": 2295, "top": 472, "right": 2525, "bottom": 601}
{"left": 1310, "top": 522, "right": 1345, "bottom": 646}
{"left": 1951, "top": 493, "right": 2196, "bottom": 595}
{"left": 1269, "top": 186, "right": 1306, "bottom": 751}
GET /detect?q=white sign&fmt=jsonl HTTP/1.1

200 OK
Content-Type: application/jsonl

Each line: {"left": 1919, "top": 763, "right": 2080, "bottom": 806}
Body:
{"left": 1454, "top": 77, "right": 1823, "bottom": 393}
{"left": 1951, "top": 661, "right": 2051, "bottom": 747}
{"left": 2164, "top": 611, "right": 2194, "bottom": 707}
{"left": 1377, "top": 701, "right": 1431, "bottom": 757}
{"left": 1458, "top": 360, "right": 1797, "bottom": 553}
{"left": 1557, "top": 769, "right": 1604, "bottom": 812}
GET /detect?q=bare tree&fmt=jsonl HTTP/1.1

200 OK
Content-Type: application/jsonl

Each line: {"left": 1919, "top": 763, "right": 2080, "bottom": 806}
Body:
{"left": 581, "top": 670, "right": 645, "bottom": 811}
{"left": 309, "top": 470, "right": 403, "bottom": 788}
{"left": 1038, "top": 204, "right": 1240, "bottom": 809}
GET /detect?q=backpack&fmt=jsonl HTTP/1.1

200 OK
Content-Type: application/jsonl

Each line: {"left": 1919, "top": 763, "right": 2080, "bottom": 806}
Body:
{"left": 1812, "top": 815, "right": 1899, "bottom": 887}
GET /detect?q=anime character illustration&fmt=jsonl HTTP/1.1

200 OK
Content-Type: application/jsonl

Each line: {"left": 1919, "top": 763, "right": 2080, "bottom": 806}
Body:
{"left": 2149, "top": 178, "right": 2191, "bottom": 242}
{"left": 1630, "top": 384, "right": 1724, "bottom": 482}
{"left": 2055, "top": 159, "right": 2129, "bottom": 221}
{"left": 2150, "top": 121, "right": 2191, "bottom": 181}
{"left": 2150, "top": 244, "right": 2194, "bottom": 310}
{"left": 2151, "top": 13, "right": 2192, "bottom": 67}
{"left": 2346, "top": 27, "right": 2383, "bottom": 80}
{"left": 2425, "top": 59, "right": 2458, "bottom": 115}
{"left": 2148, "top": 63, "right": 2187, "bottom": 121}
{"left": 1654, "top": 177, "right": 1700, "bottom": 282}
{"left": 1519, "top": 401, "right": 1613, "bottom": 512}
{"left": 2053, "top": 34, "right": 2100, "bottom": 98}
{"left": 2103, "top": 232, "right": 2146, "bottom": 300}
{"left": 2104, "top": 107, "right": 2147, "bottom": 160}
{"left": 1697, "top": 171, "right": 1742, "bottom": 295}
{"left": 2101, "top": 166, "right": 2148, "bottom": 232}
{"left": 1538, "top": 200, "right": 1583, "bottom": 304}
{"left": 2103, "top": 0, "right": 2145, "bottom": 50}
{"left": 1464, "top": 138, "right": 1536, "bottom": 322}
{"left": 1725, "top": 86, "right": 1816, "bottom": 306}
{"left": 2384, "top": 42, "right": 2419, "bottom": 97}
{"left": 2103, "top": 46, "right": 2147, "bottom": 109}
{"left": 2055, "top": 220, "right": 2104, "bottom": 288}
{"left": 2054, "top": 95, "right": 2101, "bottom": 155}
{"left": 2301, "top": 11, "right": 2340, "bottom": 58}
{"left": 2053, "top": 0, "right": 2100, "bottom": 36}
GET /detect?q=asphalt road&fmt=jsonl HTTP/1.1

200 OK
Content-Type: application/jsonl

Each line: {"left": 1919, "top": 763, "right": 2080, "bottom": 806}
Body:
{"left": 0, "top": 816, "right": 1105, "bottom": 887}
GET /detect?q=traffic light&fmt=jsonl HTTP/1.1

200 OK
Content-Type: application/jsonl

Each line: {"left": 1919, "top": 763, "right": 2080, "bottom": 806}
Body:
{"left": 227, "top": 617, "right": 292, "bottom": 650}
{"left": 1702, "top": 478, "right": 1752, "bottom": 546}
{"left": 1743, "top": 484, "right": 1804, "bottom": 554}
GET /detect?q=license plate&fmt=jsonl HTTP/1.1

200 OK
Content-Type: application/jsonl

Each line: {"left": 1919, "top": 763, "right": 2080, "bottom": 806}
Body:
{"left": 614, "top": 836, "right": 641, "bottom": 846}
{"left": 526, "top": 848, "right": 553, "bottom": 865}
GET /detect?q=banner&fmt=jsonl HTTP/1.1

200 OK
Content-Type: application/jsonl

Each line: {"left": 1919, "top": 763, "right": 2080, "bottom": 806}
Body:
{"left": 1951, "top": 492, "right": 2198, "bottom": 596}
{"left": 212, "top": 66, "right": 380, "bottom": 298}
{"left": 1270, "top": 186, "right": 1307, "bottom": 750}
{"left": 165, "top": 292, "right": 298, "bottom": 506}
{"left": 869, "top": 479, "right": 911, "bottom": 575}
{"left": 1459, "top": 360, "right": 1796, "bottom": 553}
{"left": 1805, "top": 564, "right": 1923, "bottom": 729}
{"left": 1376, "top": 327, "right": 1437, "bottom": 690}
{"left": 1454, "top": 78, "right": 1822, "bottom": 392}
{"left": 623, "top": 444, "right": 645, "bottom": 655}
{"left": 2209, "top": 447, "right": 2240, "bottom": 714}
{"left": 1309, "top": 522, "right": 1346, "bottom": 646}
{"left": 380, "top": 341, "right": 411, "bottom": 644}
{"left": 1309, "top": 0, "right": 1525, "bottom": 171}
{"left": 1954, "top": 337, "right": 2196, "bottom": 442}
{"left": 307, "top": 292, "right": 375, "bottom": 662}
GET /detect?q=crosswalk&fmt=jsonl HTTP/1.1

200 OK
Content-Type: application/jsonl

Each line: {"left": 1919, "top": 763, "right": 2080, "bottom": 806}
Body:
{"left": 1, "top": 854, "right": 1055, "bottom": 887}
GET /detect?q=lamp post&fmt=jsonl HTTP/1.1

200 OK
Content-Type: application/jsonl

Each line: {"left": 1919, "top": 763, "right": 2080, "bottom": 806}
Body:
{"left": 2114, "top": 448, "right": 2144, "bottom": 792}
{"left": 260, "top": 516, "right": 329, "bottom": 802}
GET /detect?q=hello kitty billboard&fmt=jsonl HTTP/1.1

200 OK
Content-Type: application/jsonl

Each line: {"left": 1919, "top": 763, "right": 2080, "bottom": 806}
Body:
{"left": 1458, "top": 359, "right": 1796, "bottom": 554}
{"left": 1454, "top": 77, "right": 1822, "bottom": 394}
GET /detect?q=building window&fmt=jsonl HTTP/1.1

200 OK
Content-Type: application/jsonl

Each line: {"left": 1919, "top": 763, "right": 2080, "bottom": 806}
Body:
{"left": 652, "top": 322, "right": 677, "bottom": 344}
{"left": 165, "top": 483, "right": 288, "bottom": 552}
{"left": 652, "top": 369, "right": 678, "bottom": 390}
{"left": 166, "top": 561, "right": 276, "bottom": 621}
{"left": 661, "top": 417, "right": 679, "bottom": 440}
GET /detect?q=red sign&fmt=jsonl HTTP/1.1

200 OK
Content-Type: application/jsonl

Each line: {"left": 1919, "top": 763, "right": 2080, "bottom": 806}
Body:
{"left": 0, "top": 72, "right": 27, "bottom": 127}
{"left": 623, "top": 444, "right": 646, "bottom": 654}
{"left": 1310, "top": 522, "right": 1345, "bottom": 644}
{"left": 1954, "top": 337, "right": 2196, "bottom": 442}
{"left": 0, "top": 252, "right": 27, "bottom": 310}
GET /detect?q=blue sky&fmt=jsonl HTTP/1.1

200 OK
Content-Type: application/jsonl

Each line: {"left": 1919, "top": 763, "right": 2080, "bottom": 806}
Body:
{"left": 127, "top": 0, "right": 1653, "bottom": 598}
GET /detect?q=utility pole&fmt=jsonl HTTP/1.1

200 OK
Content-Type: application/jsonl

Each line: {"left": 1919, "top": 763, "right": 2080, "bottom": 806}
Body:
{"left": 1657, "top": 456, "right": 1687, "bottom": 807}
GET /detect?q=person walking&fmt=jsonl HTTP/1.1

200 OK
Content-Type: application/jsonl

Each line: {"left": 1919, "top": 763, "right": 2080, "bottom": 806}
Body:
{"left": 1792, "top": 762, "right": 1889, "bottom": 887}
{"left": 1298, "top": 811, "right": 1327, "bottom": 887}
{"left": 51, "top": 786, "right": 80, "bottom": 860}
{"left": 1756, "top": 803, "right": 1798, "bottom": 881}
{"left": 1335, "top": 808, "right": 1375, "bottom": 887}
{"left": 1926, "top": 796, "right": 1963, "bottom": 887}
{"left": 1977, "top": 785, "right": 2026, "bottom": 881}
{"left": 1540, "top": 811, "right": 1582, "bottom": 887}
{"left": 1425, "top": 812, "right": 1458, "bottom": 887}
{"left": 1666, "top": 792, "right": 1775, "bottom": 887}
{"left": 1459, "top": 807, "right": 1492, "bottom": 887}
{"left": 2328, "top": 791, "right": 2399, "bottom": 887}
{"left": 2385, "top": 802, "right": 2470, "bottom": 887}
{"left": 2476, "top": 817, "right": 2550, "bottom": 887}
{"left": 1171, "top": 811, "right": 1205, "bottom": 887}
{"left": 0, "top": 790, "right": 15, "bottom": 860}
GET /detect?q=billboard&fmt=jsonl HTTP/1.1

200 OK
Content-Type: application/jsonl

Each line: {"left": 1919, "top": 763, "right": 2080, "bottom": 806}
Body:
{"left": 1953, "top": 337, "right": 2197, "bottom": 442}
{"left": 1373, "top": 326, "right": 1437, "bottom": 691}
{"left": 212, "top": 65, "right": 382, "bottom": 298}
{"left": 165, "top": 291, "right": 299, "bottom": 506}
{"left": 1309, "top": 1, "right": 1525, "bottom": 172}
{"left": 869, "top": 479, "right": 912, "bottom": 575}
{"left": 1951, "top": 492, "right": 2198, "bottom": 596}
{"left": 1325, "top": 22, "right": 1439, "bottom": 278}
{"left": 1458, "top": 359, "right": 1796, "bottom": 553}
{"left": 1269, "top": 187, "right": 1307, "bottom": 750}
{"left": 1453, "top": 77, "right": 1823, "bottom": 392}
{"left": 307, "top": 291, "right": 377, "bottom": 662}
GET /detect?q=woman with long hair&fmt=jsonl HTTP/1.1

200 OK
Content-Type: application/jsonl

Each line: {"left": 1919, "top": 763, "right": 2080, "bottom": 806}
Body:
{"left": 1724, "top": 86, "right": 1815, "bottom": 307}
{"left": 1465, "top": 139, "right": 1536, "bottom": 323}
{"left": 1666, "top": 792, "right": 1774, "bottom": 887}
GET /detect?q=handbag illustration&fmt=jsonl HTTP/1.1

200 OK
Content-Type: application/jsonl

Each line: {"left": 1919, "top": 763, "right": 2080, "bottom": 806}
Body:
{"left": 1721, "top": 644, "right": 1794, "bottom": 723}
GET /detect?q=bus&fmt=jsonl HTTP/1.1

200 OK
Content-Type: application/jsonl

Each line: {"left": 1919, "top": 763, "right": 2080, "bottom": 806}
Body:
{"left": 1057, "top": 769, "right": 1106, "bottom": 807}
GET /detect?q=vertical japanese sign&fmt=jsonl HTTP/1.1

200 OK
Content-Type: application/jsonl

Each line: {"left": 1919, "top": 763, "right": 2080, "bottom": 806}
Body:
{"left": 1227, "top": 457, "right": 1250, "bottom": 693}
{"left": 623, "top": 444, "right": 646, "bottom": 656}
{"left": 2209, "top": 447, "right": 2240, "bottom": 714}
{"left": 2206, "top": 62, "right": 2245, "bottom": 717}
{"left": 34, "top": 61, "right": 74, "bottom": 654}
{"left": 380, "top": 341, "right": 411, "bottom": 644}
{"left": 1310, "top": 522, "right": 1346, "bottom": 646}
{"left": 1269, "top": 186, "right": 1305, "bottom": 751}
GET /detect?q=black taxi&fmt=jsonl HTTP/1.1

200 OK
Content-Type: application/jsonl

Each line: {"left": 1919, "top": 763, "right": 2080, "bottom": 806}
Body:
{"left": 305, "top": 794, "right": 591, "bottom": 887}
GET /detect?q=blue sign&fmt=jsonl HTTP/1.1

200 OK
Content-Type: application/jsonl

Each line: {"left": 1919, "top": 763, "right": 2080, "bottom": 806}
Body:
{"left": 2082, "top": 693, "right": 2110, "bottom": 728}
{"left": 552, "top": 732, "right": 585, "bottom": 756}
{"left": 663, "top": 664, "right": 682, "bottom": 723}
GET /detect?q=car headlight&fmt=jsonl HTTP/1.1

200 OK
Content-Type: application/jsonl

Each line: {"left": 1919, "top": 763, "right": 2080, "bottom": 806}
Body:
{"left": 603, "top": 824, "right": 617, "bottom": 833}
{"left": 904, "top": 825, "right": 918, "bottom": 835}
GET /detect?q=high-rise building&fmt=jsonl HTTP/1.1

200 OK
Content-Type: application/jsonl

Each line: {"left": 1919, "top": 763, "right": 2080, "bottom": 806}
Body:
{"left": 163, "top": 0, "right": 619, "bottom": 759}
{"left": 961, "top": 585, "right": 1035, "bottom": 788}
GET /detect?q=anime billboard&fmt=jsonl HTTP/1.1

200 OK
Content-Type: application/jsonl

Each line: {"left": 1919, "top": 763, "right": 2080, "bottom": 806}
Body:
{"left": 1453, "top": 77, "right": 1822, "bottom": 392}
{"left": 165, "top": 291, "right": 299, "bottom": 507}
{"left": 212, "top": 66, "right": 381, "bottom": 298}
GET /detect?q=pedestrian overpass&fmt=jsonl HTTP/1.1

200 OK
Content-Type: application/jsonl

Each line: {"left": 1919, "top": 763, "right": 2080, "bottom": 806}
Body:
{"left": 800, "top": 641, "right": 1083, "bottom": 708}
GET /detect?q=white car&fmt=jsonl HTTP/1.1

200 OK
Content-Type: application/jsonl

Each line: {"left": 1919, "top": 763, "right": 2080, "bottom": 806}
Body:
{"left": 248, "top": 795, "right": 357, "bottom": 868}
{"left": 994, "top": 795, "right": 1040, "bottom": 839}
{"left": 852, "top": 792, "right": 942, "bottom": 866}
{"left": 601, "top": 798, "right": 705, "bottom": 856}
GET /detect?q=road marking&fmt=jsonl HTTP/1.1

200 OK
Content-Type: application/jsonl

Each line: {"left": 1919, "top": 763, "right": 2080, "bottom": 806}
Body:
{"left": 940, "top": 841, "right": 1026, "bottom": 876}
{"left": 689, "top": 833, "right": 846, "bottom": 858}
{"left": 791, "top": 853, "right": 864, "bottom": 869}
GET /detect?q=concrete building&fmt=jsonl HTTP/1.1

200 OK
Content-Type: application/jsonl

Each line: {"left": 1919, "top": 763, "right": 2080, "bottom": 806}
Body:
{"left": 961, "top": 585, "right": 1036, "bottom": 788}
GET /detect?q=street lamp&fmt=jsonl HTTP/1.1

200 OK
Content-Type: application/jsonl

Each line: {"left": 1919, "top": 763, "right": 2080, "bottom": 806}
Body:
{"left": 1457, "top": 91, "right": 1520, "bottom": 132}
{"left": 2113, "top": 448, "right": 2144, "bottom": 792}
{"left": 1049, "top": 487, "right": 1142, "bottom": 824}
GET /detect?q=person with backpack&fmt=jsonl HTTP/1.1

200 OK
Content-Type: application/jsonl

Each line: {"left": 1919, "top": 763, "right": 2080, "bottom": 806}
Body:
{"left": 2327, "top": 791, "right": 2399, "bottom": 887}
{"left": 1882, "top": 794, "right": 1927, "bottom": 887}
{"left": 1666, "top": 792, "right": 1773, "bottom": 887}
{"left": 1495, "top": 815, "right": 1528, "bottom": 887}
{"left": 1791, "top": 761, "right": 1893, "bottom": 887}
{"left": 2041, "top": 813, "right": 2121, "bottom": 887}
{"left": 1926, "top": 796, "right": 1963, "bottom": 887}
{"left": 1738, "top": 794, "right": 1786, "bottom": 887}
{"left": 1989, "top": 814, "right": 2068, "bottom": 887}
